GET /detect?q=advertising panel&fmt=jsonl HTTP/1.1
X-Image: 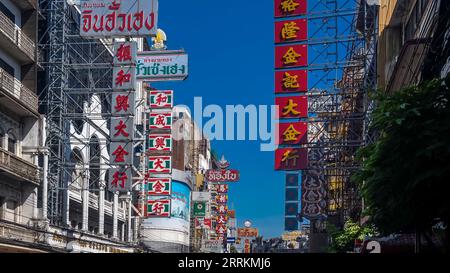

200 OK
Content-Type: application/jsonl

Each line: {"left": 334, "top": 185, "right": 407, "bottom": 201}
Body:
{"left": 80, "top": 0, "right": 158, "bottom": 37}
{"left": 137, "top": 51, "right": 188, "bottom": 81}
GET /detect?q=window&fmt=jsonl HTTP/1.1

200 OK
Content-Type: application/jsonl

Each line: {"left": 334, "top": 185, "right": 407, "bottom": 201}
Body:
{"left": 5, "top": 200, "right": 17, "bottom": 222}
{"left": 8, "top": 135, "right": 16, "bottom": 154}
{"left": 0, "top": 2, "right": 15, "bottom": 24}
{"left": 0, "top": 57, "right": 15, "bottom": 77}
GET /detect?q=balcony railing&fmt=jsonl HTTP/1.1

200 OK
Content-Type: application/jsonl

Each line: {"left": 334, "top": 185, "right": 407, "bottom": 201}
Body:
{"left": 0, "top": 10, "right": 35, "bottom": 61}
{"left": 0, "top": 147, "right": 39, "bottom": 184}
{"left": 0, "top": 67, "right": 38, "bottom": 115}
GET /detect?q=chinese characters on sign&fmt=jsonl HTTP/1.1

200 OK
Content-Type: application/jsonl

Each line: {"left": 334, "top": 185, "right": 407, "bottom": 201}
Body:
{"left": 80, "top": 0, "right": 158, "bottom": 38}
{"left": 274, "top": 148, "right": 308, "bottom": 170}
{"left": 149, "top": 112, "right": 173, "bottom": 130}
{"left": 148, "top": 134, "right": 172, "bottom": 152}
{"left": 148, "top": 156, "right": 172, "bottom": 173}
{"left": 109, "top": 41, "right": 137, "bottom": 193}
{"left": 146, "top": 87, "right": 174, "bottom": 219}
{"left": 275, "top": 19, "right": 308, "bottom": 44}
{"left": 274, "top": 0, "right": 309, "bottom": 233}
{"left": 275, "top": 0, "right": 307, "bottom": 18}
{"left": 149, "top": 90, "right": 173, "bottom": 109}
{"left": 147, "top": 199, "right": 171, "bottom": 217}
{"left": 275, "top": 44, "right": 308, "bottom": 68}
{"left": 277, "top": 122, "right": 308, "bottom": 145}
{"left": 276, "top": 96, "right": 308, "bottom": 119}
{"left": 146, "top": 178, "right": 171, "bottom": 195}
{"left": 275, "top": 70, "right": 308, "bottom": 93}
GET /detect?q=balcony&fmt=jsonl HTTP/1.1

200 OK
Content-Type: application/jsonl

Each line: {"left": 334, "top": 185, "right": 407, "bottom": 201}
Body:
{"left": 0, "top": 67, "right": 39, "bottom": 117}
{"left": 0, "top": 147, "right": 39, "bottom": 185}
{"left": 0, "top": 10, "right": 36, "bottom": 64}
{"left": 10, "top": 0, "right": 37, "bottom": 11}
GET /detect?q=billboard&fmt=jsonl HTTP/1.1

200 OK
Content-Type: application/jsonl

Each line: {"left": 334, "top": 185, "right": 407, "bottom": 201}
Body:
{"left": 137, "top": 51, "right": 188, "bottom": 81}
{"left": 171, "top": 182, "right": 190, "bottom": 222}
{"left": 80, "top": 0, "right": 158, "bottom": 38}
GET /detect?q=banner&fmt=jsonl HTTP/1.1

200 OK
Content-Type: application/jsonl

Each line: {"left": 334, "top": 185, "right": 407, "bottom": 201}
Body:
{"left": 80, "top": 0, "right": 158, "bottom": 38}
{"left": 137, "top": 51, "right": 188, "bottom": 81}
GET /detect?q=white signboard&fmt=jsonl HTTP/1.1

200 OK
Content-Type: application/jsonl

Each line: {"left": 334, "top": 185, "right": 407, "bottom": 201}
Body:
{"left": 80, "top": 0, "right": 158, "bottom": 38}
{"left": 192, "top": 191, "right": 211, "bottom": 202}
{"left": 137, "top": 51, "right": 188, "bottom": 81}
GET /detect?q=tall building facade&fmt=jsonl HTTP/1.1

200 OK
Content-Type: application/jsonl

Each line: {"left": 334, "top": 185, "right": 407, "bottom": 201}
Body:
{"left": 0, "top": 0, "right": 42, "bottom": 252}
{"left": 377, "top": 0, "right": 450, "bottom": 92}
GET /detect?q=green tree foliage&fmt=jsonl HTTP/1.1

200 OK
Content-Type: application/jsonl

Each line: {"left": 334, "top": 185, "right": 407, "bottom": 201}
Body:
{"left": 352, "top": 77, "right": 450, "bottom": 239}
{"left": 328, "top": 220, "right": 376, "bottom": 253}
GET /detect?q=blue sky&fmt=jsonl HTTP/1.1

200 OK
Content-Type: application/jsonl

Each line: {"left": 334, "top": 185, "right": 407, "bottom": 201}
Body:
{"left": 152, "top": 0, "right": 286, "bottom": 238}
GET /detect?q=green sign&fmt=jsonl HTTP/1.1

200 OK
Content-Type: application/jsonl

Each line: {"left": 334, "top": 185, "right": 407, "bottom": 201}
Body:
{"left": 193, "top": 201, "right": 206, "bottom": 217}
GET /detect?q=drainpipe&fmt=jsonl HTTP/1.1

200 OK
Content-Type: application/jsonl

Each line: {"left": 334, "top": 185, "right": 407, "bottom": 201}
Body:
{"left": 42, "top": 116, "right": 48, "bottom": 220}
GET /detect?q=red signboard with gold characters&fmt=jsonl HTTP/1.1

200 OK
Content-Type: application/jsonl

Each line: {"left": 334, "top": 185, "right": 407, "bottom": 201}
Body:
{"left": 277, "top": 122, "right": 308, "bottom": 145}
{"left": 275, "top": 70, "right": 307, "bottom": 93}
{"left": 275, "top": 44, "right": 308, "bottom": 69}
{"left": 275, "top": 19, "right": 307, "bottom": 44}
{"left": 274, "top": 0, "right": 307, "bottom": 18}
{"left": 274, "top": 148, "right": 308, "bottom": 170}
{"left": 275, "top": 96, "right": 308, "bottom": 119}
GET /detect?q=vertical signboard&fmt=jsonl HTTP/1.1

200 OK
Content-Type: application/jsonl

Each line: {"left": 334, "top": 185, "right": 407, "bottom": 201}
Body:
{"left": 109, "top": 41, "right": 137, "bottom": 193}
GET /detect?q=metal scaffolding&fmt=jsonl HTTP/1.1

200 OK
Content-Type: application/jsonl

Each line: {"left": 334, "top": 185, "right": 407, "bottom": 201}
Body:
{"left": 37, "top": 0, "right": 144, "bottom": 237}
{"left": 302, "top": 0, "right": 378, "bottom": 227}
